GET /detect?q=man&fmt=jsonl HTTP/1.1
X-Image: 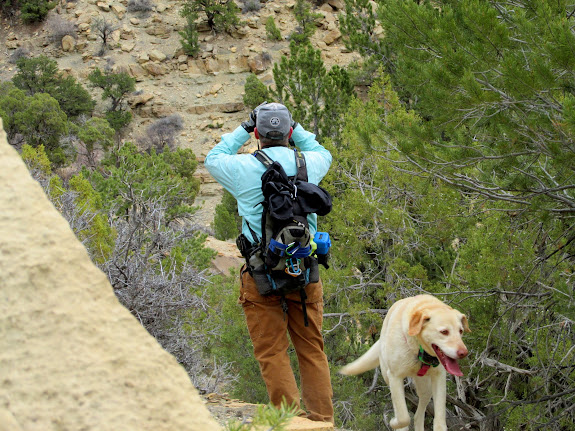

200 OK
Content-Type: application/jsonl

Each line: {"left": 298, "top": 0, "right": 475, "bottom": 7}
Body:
{"left": 204, "top": 102, "right": 334, "bottom": 424}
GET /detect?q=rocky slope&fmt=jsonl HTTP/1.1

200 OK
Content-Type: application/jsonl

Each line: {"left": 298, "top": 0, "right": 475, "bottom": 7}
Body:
{"left": 0, "top": 0, "right": 360, "bottom": 229}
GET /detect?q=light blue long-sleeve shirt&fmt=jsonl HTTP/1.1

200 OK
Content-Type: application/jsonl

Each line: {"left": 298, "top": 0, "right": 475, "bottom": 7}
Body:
{"left": 205, "top": 124, "right": 332, "bottom": 244}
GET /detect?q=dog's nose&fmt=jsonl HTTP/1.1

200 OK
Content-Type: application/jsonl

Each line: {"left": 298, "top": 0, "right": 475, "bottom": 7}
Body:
{"left": 457, "top": 348, "right": 468, "bottom": 358}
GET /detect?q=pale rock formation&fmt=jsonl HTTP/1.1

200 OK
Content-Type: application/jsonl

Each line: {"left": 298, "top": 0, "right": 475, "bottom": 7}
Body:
{"left": 0, "top": 119, "right": 221, "bottom": 431}
{"left": 61, "top": 34, "right": 76, "bottom": 52}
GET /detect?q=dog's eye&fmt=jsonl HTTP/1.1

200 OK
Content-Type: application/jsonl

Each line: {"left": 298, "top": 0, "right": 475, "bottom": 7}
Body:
{"left": 441, "top": 330, "right": 449, "bottom": 336}
{"left": 459, "top": 329, "right": 463, "bottom": 334}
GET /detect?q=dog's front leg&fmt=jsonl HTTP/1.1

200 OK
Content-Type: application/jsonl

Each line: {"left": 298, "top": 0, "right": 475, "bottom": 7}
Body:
{"left": 413, "top": 376, "right": 432, "bottom": 431}
{"left": 387, "top": 372, "right": 411, "bottom": 430}
{"left": 430, "top": 369, "right": 447, "bottom": 431}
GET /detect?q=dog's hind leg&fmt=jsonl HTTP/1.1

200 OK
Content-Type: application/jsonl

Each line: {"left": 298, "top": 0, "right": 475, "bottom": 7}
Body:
{"left": 386, "top": 371, "right": 411, "bottom": 430}
{"left": 413, "top": 376, "right": 432, "bottom": 431}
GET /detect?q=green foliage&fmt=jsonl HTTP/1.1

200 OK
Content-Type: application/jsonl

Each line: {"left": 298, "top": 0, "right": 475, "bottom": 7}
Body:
{"left": 162, "top": 231, "right": 216, "bottom": 273}
{"left": 0, "top": 83, "right": 70, "bottom": 166}
{"left": 291, "top": 0, "right": 322, "bottom": 43}
{"left": 13, "top": 55, "right": 95, "bottom": 119}
{"left": 321, "top": 45, "right": 575, "bottom": 429}
{"left": 88, "top": 68, "right": 135, "bottom": 112}
{"left": 20, "top": 144, "right": 116, "bottom": 263}
{"left": 212, "top": 189, "right": 241, "bottom": 240}
{"left": 105, "top": 109, "right": 132, "bottom": 132}
{"left": 88, "top": 68, "right": 135, "bottom": 131}
{"left": 51, "top": 75, "right": 96, "bottom": 119}
{"left": 181, "top": 0, "right": 241, "bottom": 34}
{"left": 12, "top": 55, "right": 60, "bottom": 94}
{"left": 87, "top": 142, "right": 200, "bottom": 223}
{"left": 74, "top": 141, "right": 218, "bottom": 383}
{"left": 242, "top": 73, "right": 269, "bottom": 110}
{"left": 271, "top": 41, "right": 355, "bottom": 141}
{"left": 0, "top": 82, "right": 26, "bottom": 141}
{"left": 179, "top": 9, "right": 200, "bottom": 57}
{"left": 68, "top": 173, "right": 116, "bottom": 263}
{"left": 352, "top": 0, "right": 575, "bottom": 219}
{"left": 225, "top": 401, "right": 298, "bottom": 431}
{"left": 69, "top": 117, "right": 115, "bottom": 167}
{"left": 339, "top": 0, "right": 392, "bottom": 72}
{"left": 20, "top": 144, "right": 51, "bottom": 176}
{"left": 20, "top": 0, "right": 55, "bottom": 23}
{"left": 265, "top": 16, "right": 282, "bottom": 41}
{"left": 15, "top": 92, "right": 69, "bottom": 162}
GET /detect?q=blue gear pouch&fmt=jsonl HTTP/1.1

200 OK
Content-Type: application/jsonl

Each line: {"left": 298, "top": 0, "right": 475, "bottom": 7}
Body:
{"left": 314, "top": 232, "right": 331, "bottom": 254}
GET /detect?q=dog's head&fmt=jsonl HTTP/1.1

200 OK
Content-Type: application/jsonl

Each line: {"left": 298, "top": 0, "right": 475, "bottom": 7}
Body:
{"left": 408, "top": 303, "right": 471, "bottom": 376}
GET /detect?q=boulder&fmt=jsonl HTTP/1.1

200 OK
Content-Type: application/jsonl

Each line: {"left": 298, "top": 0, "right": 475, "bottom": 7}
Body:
{"left": 111, "top": 3, "right": 126, "bottom": 19}
{"left": 143, "top": 61, "right": 168, "bottom": 76}
{"left": 149, "top": 49, "right": 167, "bottom": 62}
{"left": 61, "top": 35, "right": 76, "bottom": 52}
{"left": 0, "top": 119, "right": 221, "bottom": 431}
{"left": 96, "top": 1, "right": 110, "bottom": 12}
{"left": 323, "top": 28, "right": 341, "bottom": 45}
{"left": 248, "top": 54, "right": 270, "bottom": 75}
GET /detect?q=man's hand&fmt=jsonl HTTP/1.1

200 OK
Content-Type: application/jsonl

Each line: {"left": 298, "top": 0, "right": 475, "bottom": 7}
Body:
{"left": 241, "top": 101, "right": 267, "bottom": 133}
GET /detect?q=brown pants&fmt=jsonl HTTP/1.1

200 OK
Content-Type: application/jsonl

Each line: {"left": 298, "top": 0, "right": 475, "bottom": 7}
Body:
{"left": 238, "top": 269, "right": 334, "bottom": 423}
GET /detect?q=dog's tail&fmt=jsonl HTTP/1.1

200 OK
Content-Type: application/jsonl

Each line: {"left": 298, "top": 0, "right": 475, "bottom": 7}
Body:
{"left": 339, "top": 340, "right": 381, "bottom": 375}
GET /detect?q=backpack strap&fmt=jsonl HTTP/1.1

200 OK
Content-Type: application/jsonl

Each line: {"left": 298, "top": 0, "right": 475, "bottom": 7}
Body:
{"left": 245, "top": 220, "right": 260, "bottom": 244}
{"left": 253, "top": 150, "right": 274, "bottom": 168}
{"left": 253, "top": 149, "right": 308, "bottom": 182}
{"left": 294, "top": 150, "right": 308, "bottom": 182}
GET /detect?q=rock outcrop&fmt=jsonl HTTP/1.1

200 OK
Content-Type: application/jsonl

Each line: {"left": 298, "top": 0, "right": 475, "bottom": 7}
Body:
{"left": 0, "top": 118, "right": 221, "bottom": 431}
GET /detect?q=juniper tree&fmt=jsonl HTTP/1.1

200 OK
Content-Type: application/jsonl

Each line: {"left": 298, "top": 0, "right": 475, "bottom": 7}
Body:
{"left": 243, "top": 73, "right": 269, "bottom": 109}
{"left": 271, "top": 41, "right": 354, "bottom": 141}
{"left": 179, "top": 8, "right": 200, "bottom": 57}
{"left": 68, "top": 117, "right": 115, "bottom": 168}
{"left": 88, "top": 68, "right": 135, "bottom": 131}
{"left": 181, "top": 0, "right": 241, "bottom": 34}
{"left": 19, "top": 0, "right": 56, "bottom": 23}
{"left": 291, "top": 0, "right": 322, "bottom": 43}
{"left": 336, "top": 0, "right": 575, "bottom": 428}
{"left": 265, "top": 16, "right": 282, "bottom": 41}
{"left": 0, "top": 83, "right": 70, "bottom": 165}
{"left": 212, "top": 189, "right": 241, "bottom": 240}
{"left": 13, "top": 56, "right": 95, "bottom": 119}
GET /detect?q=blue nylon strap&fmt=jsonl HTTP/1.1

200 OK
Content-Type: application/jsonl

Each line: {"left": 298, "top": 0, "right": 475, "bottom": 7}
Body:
{"left": 269, "top": 239, "right": 311, "bottom": 257}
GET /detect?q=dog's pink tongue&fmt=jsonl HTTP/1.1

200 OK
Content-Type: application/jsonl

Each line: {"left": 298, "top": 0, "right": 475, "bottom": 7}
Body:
{"left": 432, "top": 345, "right": 463, "bottom": 376}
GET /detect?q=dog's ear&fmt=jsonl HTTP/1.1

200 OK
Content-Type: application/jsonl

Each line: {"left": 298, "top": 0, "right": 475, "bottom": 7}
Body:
{"left": 408, "top": 310, "right": 430, "bottom": 336}
{"left": 462, "top": 314, "right": 471, "bottom": 333}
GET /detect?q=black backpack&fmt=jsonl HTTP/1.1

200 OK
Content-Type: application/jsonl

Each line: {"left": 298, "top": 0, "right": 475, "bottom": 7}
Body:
{"left": 236, "top": 149, "right": 332, "bottom": 325}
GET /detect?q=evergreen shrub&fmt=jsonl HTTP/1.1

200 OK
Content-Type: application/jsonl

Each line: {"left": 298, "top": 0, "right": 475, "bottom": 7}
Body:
{"left": 265, "top": 16, "right": 282, "bottom": 41}
{"left": 243, "top": 73, "right": 269, "bottom": 109}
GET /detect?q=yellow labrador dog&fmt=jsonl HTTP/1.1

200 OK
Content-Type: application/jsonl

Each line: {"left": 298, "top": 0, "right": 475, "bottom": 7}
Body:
{"left": 340, "top": 294, "right": 470, "bottom": 431}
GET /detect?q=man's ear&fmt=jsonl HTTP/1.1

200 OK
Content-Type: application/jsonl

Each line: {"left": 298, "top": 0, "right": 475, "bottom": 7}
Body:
{"left": 254, "top": 128, "right": 259, "bottom": 139}
{"left": 288, "top": 127, "right": 293, "bottom": 139}
{"left": 408, "top": 310, "right": 430, "bottom": 336}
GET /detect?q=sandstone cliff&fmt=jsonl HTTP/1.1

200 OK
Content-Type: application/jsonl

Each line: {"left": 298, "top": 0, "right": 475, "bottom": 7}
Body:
{"left": 0, "top": 118, "right": 221, "bottom": 431}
